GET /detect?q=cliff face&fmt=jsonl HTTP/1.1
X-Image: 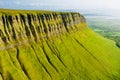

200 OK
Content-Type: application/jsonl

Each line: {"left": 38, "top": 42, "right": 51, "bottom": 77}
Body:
{"left": 0, "top": 11, "right": 86, "bottom": 50}
{"left": 0, "top": 9, "right": 120, "bottom": 80}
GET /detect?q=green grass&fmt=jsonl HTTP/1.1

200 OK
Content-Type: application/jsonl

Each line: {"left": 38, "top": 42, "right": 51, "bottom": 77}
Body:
{"left": 0, "top": 9, "right": 120, "bottom": 80}
{"left": 1, "top": 26, "right": 120, "bottom": 80}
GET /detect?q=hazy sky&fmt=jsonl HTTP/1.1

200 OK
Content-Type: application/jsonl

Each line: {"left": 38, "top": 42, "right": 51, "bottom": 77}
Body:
{"left": 0, "top": 0, "right": 120, "bottom": 10}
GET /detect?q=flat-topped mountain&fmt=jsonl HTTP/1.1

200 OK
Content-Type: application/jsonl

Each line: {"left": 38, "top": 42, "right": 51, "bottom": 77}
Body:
{"left": 0, "top": 9, "right": 85, "bottom": 49}
{"left": 0, "top": 9, "right": 120, "bottom": 80}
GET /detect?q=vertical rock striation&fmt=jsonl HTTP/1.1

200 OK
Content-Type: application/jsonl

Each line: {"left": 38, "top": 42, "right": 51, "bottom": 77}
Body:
{"left": 0, "top": 11, "right": 86, "bottom": 50}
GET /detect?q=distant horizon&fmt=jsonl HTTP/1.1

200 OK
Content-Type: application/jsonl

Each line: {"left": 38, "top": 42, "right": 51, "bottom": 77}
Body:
{"left": 1, "top": 0, "right": 120, "bottom": 11}
{"left": 1, "top": 7, "right": 120, "bottom": 12}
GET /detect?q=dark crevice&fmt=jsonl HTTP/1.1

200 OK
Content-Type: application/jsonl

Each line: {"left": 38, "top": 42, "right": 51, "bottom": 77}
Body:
{"left": 71, "top": 13, "right": 75, "bottom": 22}
{"left": 46, "top": 41, "right": 67, "bottom": 68}
{"left": 6, "top": 50, "right": 18, "bottom": 71}
{"left": 7, "top": 15, "right": 17, "bottom": 40}
{"left": 30, "top": 45, "right": 41, "bottom": 62}
{"left": 54, "top": 50, "right": 67, "bottom": 68}
{"left": 37, "top": 14, "right": 40, "bottom": 23}
{"left": 31, "top": 14, "right": 35, "bottom": 21}
{"left": 19, "top": 14, "right": 31, "bottom": 37}
{"left": 48, "top": 24, "right": 51, "bottom": 32}
{"left": 5, "top": 15, "right": 11, "bottom": 34}
{"left": 75, "top": 39, "right": 100, "bottom": 62}
{"left": 19, "top": 14, "right": 30, "bottom": 37}
{"left": 27, "top": 14, "right": 37, "bottom": 41}
{"left": 44, "top": 14, "right": 48, "bottom": 20}
{"left": 12, "top": 28, "right": 17, "bottom": 40}
{"left": 16, "top": 47, "right": 31, "bottom": 79}
{"left": 19, "top": 14, "right": 24, "bottom": 27}
{"left": 25, "top": 26, "right": 30, "bottom": 36}
{"left": 15, "top": 15, "right": 19, "bottom": 23}
{"left": 41, "top": 15, "right": 47, "bottom": 33}
{"left": 1, "top": 37, "right": 7, "bottom": 43}
{"left": 7, "top": 15, "right": 13, "bottom": 27}
{"left": 36, "top": 14, "right": 42, "bottom": 33}
{"left": 3, "top": 15, "right": 13, "bottom": 42}
{"left": 61, "top": 14, "right": 69, "bottom": 32}
{"left": 30, "top": 45, "right": 53, "bottom": 79}
{"left": 44, "top": 14, "right": 51, "bottom": 20}
{"left": 1, "top": 15, "right": 8, "bottom": 43}
{"left": 52, "top": 13, "right": 57, "bottom": 20}
{"left": 40, "top": 63, "right": 53, "bottom": 80}
{"left": 6, "top": 72, "right": 13, "bottom": 80}
{"left": 41, "top": 44, "right": 59, "bottom": 73}
{"left": 0, "top": 30, "right": 4, "bottom": 37}
{"left": 7, "top": 36, "right": 10, "bottom": 41}
{"left": 36, "top": 26, "right": 41, "bottom": 33}
{"left": 39, "top": 14, "right": 49, "bottom": 38}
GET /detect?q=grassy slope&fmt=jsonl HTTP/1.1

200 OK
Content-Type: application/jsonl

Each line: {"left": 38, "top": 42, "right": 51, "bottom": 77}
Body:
{"left": 1, "top": 26, "right": 120, "bottom": 80}
{"left": 0, "top": 9, "right": 120, "bottom": 80}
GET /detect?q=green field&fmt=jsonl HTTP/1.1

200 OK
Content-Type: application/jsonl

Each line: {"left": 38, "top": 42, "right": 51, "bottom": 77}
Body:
{"left": 87, "top": 17, "right": 120, "bottom": 48}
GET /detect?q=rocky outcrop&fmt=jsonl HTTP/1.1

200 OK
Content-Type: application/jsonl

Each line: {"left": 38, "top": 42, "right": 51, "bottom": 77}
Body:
{"left": 0, "top": 11, "right": 86, "bottom": 50}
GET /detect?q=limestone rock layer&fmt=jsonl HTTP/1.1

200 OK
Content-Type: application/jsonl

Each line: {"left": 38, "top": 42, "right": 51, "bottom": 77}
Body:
{"left": 0, "top": 11, "right": 85, "bottom": 50}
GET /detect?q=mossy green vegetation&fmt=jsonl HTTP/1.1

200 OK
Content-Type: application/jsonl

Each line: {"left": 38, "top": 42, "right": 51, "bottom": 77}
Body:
{"left": 0, "top": 9, "right": 120, "bottom": 80}
{"left": 87, "top": 17, "right": 120, "bottom": 48}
